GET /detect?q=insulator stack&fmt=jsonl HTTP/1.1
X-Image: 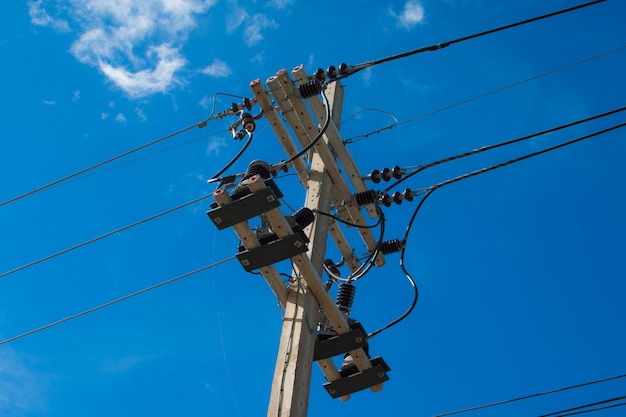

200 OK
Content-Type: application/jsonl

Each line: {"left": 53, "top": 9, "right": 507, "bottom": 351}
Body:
{"left": 293, "top": 207, "right": 315, "bottom": 228}
{"left": 380, "top": 239, "right": 405, "bottom": 255}
{"left": 338, "top": 62, "right": 349, "bottom": 76}
{"left": 243, "top": 160, "right": 271, "bottom": 180}
{"left": 324, "top": 259, "right": 341, "bottom": 277}
{"left": 379, "top": 188, "right": 415, "bottom": 207}
{"left": 368, "top": 166, "right": 405, "bottom": 183}
{"left": 336, "top": 282, "right": 356, "bottom": 314}
{"left": 327, "top": 65, "right": 337, "bottom": 79}
{"left": 299, "top": 79, "right": 323, "bottom": 99}
{"left": 355, "top": 189, "right": 379, "bottom": 206}
{"left": 240, "top": 112, "right": 256, "bottom": 132}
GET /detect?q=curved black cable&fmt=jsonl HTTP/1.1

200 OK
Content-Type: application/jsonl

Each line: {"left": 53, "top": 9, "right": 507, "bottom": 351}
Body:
{"left": 285, "top": 87, "right": 331, "bottom": 164}
{"left": 370, "top": 120, "right": 626, "bottom": 337}
{"left": 368, "top": 191, "right": 433, "bottom": 338}
{"left": 385, "top": 105, "right": 626, "bottom": 192}
{"left": 433, "top": 373, "right": 626, "bottom": 417}
{"left": 0, "top": 194, "right": 212, "bottom": 280}
{"left": 314, "top": 209, "right": 383, "bottom": 229}
{"left": 0, "top": 256, "right": 237, "bottom": 345}
{"left": 547, "top": 401, "right": 626, "bottom": 417}
{"left": 339, "top": 0, "right": 606, "bottom": 80}
{"left": 209, "top": 131, "right": 254, "bottom": 181}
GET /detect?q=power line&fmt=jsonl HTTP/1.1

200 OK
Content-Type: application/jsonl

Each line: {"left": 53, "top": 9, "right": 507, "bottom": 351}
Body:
{"left": 0, "top": 122, "right": 202, "bottom": 208}
{"left": 540, "top": 395, "right": 626, "bottom": 417}
{"left": 546, "top": 401, "right": 626, "bottom": 417}
{"left": 0, "top": 194, "right": 212, "bottom": 280}
{"left": 385, "top": 105, "right": 626, "bottom": 192}
{"left": 341, "top": 0, "right": 607, "bottom": 79}
{"left": 344, "top": 44, "right": 626, "bottom": 145}
{"left": 0, "top": 256, "right": 237, "bottom": 345}
{"left": 433, "top": 373, "right": 626, "bottom": 416}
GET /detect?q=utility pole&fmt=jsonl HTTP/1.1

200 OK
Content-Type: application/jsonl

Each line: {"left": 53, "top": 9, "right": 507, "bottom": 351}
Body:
{"left": 207, "top": 65, "right": 390, "bottom": 417}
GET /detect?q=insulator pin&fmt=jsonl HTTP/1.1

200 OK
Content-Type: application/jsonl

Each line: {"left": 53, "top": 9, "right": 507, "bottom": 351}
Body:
{"left": 327, "top": 65, "right": 337, "bottom": 79}
{"left": 380, "top": 239, "right": 405, "bottom": 255}
{"left": 367, "top": 165, "right": 405, "bottom": 183}
{"left": 336, "top": 282, "right": 356, "bottom": 314}
{"left": 355, "top": 190, "right": 379, "bottom": 206}
{"left": 324, "top": 259, "right": 341, "bottom": 277}
{"left": 299, "top": 79, "right": 323, "bottom": 99}
{"left": 293, "top": 207, "right": 315, "bottom": 228}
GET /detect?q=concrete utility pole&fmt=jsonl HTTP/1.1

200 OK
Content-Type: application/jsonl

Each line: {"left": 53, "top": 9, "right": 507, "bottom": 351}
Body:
{"left": 207, "top": 66, "right": 390, "bottom": 417}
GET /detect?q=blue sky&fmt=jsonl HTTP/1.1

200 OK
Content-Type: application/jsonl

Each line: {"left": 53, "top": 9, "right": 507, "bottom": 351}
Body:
{"left": 1, "top": 1, "right": 625, "bottom": 416}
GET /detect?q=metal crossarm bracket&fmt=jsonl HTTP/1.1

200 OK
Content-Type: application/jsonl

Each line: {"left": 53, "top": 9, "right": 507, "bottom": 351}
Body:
{"left": 207, "top": 186, "right": 280, "bottom": 230}
{"left": 323, "top": 357, "right": 391, "bottom": 399}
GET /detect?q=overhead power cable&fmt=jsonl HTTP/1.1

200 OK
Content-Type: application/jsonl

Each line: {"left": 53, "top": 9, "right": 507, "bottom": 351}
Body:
{"left": 0, "top": 194, "right": 212, "bottom": 280}
{"left": 371, "top": 120, "right": 626, "bottom": 338}
{"left": 344, "top": 44, "right": 626, "bottom": 145}
{"left": 385, "top": 105, "right": 626, "bottom": 192}
{"left": 340, "top": 0, "right": 607, "bottom": 80}
{"left": 432, "top": 373, "right": 626, "bottom": 417}
{"left": 540, "top": 395, "right": 626, "bottom": 417}
{"left": 0, "top": 122, "right": 201, "bottom": 208}
{"left": 0, "top": 256, "right": 237, "bottom": 345}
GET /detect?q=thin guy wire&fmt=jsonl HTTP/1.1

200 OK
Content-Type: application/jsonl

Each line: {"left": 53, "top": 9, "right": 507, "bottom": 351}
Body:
{"left": 0, "top": 194, "right": 212, "bottom": 280}
{"left": 0, "top": 256, "right": 237, "bottom": 345}
{"left": 344, "top": 44, "right": 626, "bottom": 145}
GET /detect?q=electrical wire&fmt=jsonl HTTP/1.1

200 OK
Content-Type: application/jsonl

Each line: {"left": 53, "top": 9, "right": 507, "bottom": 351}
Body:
{"left": 0, "top": 256, "right": 237, "bottom": 345}
{"left": 313, "top": 209, "right": 383, "bottom": 229}
{"left": 0, "top": 122, "right": 202, "bottom": 208}
{"left": 338, "top": 0, "right": 607, "bottom": 80}
{"left": 209, "top": 131, "right": 254, "bottom": 181}
{"left": 540, "top": 395, "right": 626, "bottom": 417}
{"left": 0, "top": 194, "right": 213, "bottom": 280}
{"left": 369, "top": 120, "right": 626, "bottom": 338}
{"left": 546, "top": 402, "right": 626, "bottom": 417}
{"left": 385, "top": 105, "right": 626, "bottom": 192}
{"left": 344, "top": 44, "right": 626, "bottom": 145}
{"left": 432, "top": 373, "right": 626, "bottom": 417}
{"left": 285, "top": 87, "right": 331, "bottom": 164}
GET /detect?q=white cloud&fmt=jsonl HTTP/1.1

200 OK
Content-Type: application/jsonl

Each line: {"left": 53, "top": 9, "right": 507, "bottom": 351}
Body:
{"left": 244, "top": 14, "right": 278, "bottom": 46}
{"left": 73, "top": 90, "right": 81, "bottom": 101}
{"left": 0, "top": 348, "right": 45, "bottom": 413}
{"left": 391, "top": 0, "right": 425, "bottom": 30}
{"left": 42, "top": 99, "right": 56, "bottom": 105}
{"left": 268, "top": 0, "right": 295, "bottom": 9}
{"left": 202, "top": 59, "right": 232, "bottom": 78}
{"left": 135, "top": 107, "right": 147, "bottom": 122}
{"left": 101, "top": 112, "right": 109, "bottom": 119}
{"left": 115, "top": 113, "right": 127, "bottom": 123}
{"left": 28, "top": 0, "right": 70, "bottom": 32}
{"left": 206, "top": 137, "right": 227, "bottom": 156}
{"left": 30, "top": 0, "right": 217, "bottom": 98}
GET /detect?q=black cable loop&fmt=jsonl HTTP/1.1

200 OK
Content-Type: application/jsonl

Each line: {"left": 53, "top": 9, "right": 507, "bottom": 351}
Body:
{"left": 285, "top": 86, "right": 331, "bottom": 164}
{"left": 209, "top": 131, "right": 254, "bottom": 182}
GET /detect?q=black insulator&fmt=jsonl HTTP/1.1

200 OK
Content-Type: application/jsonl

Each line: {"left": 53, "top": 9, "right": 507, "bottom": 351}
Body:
{"left": 338, "top": 62, "right": 349, "bottom": 76}
{"left": 324, "top": 259, "right": 341, "bottom": 277}
{"left": 380, "top": 193, "right": 392, "bottom": 207}
{"left": 299, "top": 79, "right": 323, "bottom": 99}
{"left": 392, "top": 191, "right": 403, "bottom": 205}
{"left": 315, "top": 68, "right": 326, "bottom": 82}
{"left": 336, "top": 282, "right": 356, "bottom": 314}
{"left": 391, "top": 165, "right": 403, "bottom": 179}
{"left": 240, "top": 112, "right": 256, "bottom": 132}
{"left": 327, "top": 65, "right": 337, "bottom": 79}
{"left": 381, "top": 239, "right": 404, "bottom": 255}
{"left": 355, "top": 189, "right": 379, "bottom": 206}
{"left": 369, "top": 169, "right": 382, "bottom": 183}
{"left": 381, "top": 167, "right": 392, "bottom": 182}
{"left": 293, "top": 207, "right": 315, "bottom": 228}
{"left": 403, "top": 188, "right": 414, "bottom": 202}
{"left": 243, "top": 97, "right": 253, "bottom": 111}
{"left": 243, "top": 160, "right": 271, "bottom": 180}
